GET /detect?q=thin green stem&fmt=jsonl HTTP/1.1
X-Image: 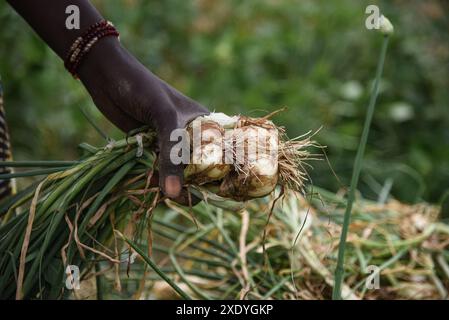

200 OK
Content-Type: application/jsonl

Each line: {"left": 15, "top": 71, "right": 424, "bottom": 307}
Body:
{"left": 118, "top": 232, "right": 192, "bottom": 300}
{"left": 0, "top": 161, "right": 79, "bottom": 168}
{"left": 95, "top": 263, "right": 104, "bottom": 300}
{"left": 79, "top": 106, "right": 110, "bottom": 142}
{"left": 332, "top": 35, "right": 390, "bottom": 300}
{"left": 0, "top": 167, "right": 69, "bottom": 179}
{"left": 169, "top": 234, "right": 213, "bottom": 300}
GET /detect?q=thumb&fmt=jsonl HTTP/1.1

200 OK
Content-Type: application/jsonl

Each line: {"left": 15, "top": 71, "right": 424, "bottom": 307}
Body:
{"left": 158, "top": 132, "right": 185, "bottom": 199}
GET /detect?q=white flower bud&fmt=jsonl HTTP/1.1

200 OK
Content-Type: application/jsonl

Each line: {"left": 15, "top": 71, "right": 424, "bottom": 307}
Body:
{"left": 379, "top": 15, "right": 394, "bottom": 35}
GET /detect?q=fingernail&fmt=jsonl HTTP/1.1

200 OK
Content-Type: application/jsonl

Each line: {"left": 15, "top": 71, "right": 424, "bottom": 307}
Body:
{"left": 164, "top": 175, "right": 182, "bottom": 198}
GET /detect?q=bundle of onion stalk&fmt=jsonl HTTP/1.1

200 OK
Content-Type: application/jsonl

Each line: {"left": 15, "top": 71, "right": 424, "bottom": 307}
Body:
{"left": 0, "top": 112, "right": 315, "bottom": 299}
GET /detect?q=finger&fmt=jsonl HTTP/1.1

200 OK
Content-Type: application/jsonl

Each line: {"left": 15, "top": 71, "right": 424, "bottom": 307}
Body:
{"left": 163, "top": 175, "right": 182, "bottom": 199}
{"left": 158, "top": 134, "right": 184, "bottom": 199}
{"left": 146, "top": 172, "right": 200, "bottom": 206}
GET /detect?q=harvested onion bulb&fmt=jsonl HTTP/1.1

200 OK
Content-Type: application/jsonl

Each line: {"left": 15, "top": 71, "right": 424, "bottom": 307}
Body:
{"left": 183, "top": 112, "right": 314, "bottom": 202}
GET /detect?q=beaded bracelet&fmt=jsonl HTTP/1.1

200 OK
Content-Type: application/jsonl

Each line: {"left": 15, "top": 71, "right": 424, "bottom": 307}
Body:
{"left": 69, "top": 27, "right": 118, "bottom": 75}
{"left": 64, "top": 20, "right": 120, "bottom": 79}
{"left": 64, "top": 20, "right": 109, "bottom": 73}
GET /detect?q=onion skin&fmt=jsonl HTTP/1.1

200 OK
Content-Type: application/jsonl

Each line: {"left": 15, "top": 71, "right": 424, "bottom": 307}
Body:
{"left": 217, "top": 154, "right": 278, "bottom": 200}
{"left": 184, "top": 163, "right": 230, "bottom": 185}
{"left": 246, "top": 157, "right": 279, "bottom": 198}
{"left": 217, "top": 171, "right": 278, "bottom": 201}
{"left": 218, "top": 124, "right": 279, "bottom": 201}
{"left": 185, "top": 119, "right": 230, "bottom": 185}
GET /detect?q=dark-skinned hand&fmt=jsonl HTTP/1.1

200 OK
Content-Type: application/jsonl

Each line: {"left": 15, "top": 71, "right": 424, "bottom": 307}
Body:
{"left": 78, "top": 37, "right": 209, "bottom": 200}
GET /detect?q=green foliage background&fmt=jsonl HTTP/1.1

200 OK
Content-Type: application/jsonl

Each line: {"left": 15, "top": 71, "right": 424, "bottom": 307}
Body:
{"left": 0, "top": 0, "right": 448, "bottom": 203}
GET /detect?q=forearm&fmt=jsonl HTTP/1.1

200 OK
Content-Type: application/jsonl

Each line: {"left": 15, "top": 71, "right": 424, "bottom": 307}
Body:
{"left": 7, "top": 0, "right": 174, "bottom": 104}
{"left": 7, "top": 0, "right": 207, "bottom": 134}
{"left": 6, "top": 0, "right": 131, "bottom": 129}
{"left": 7, "top": 0, "right": 209, "bottom": 199}
{"left": 7, "top": 0, "right": 103, "bottom": 59}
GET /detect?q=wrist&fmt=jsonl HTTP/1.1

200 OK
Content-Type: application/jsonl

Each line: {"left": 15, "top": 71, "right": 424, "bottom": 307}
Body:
{"left": 77, "top": 36, "right": 123, "bottom": 84}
